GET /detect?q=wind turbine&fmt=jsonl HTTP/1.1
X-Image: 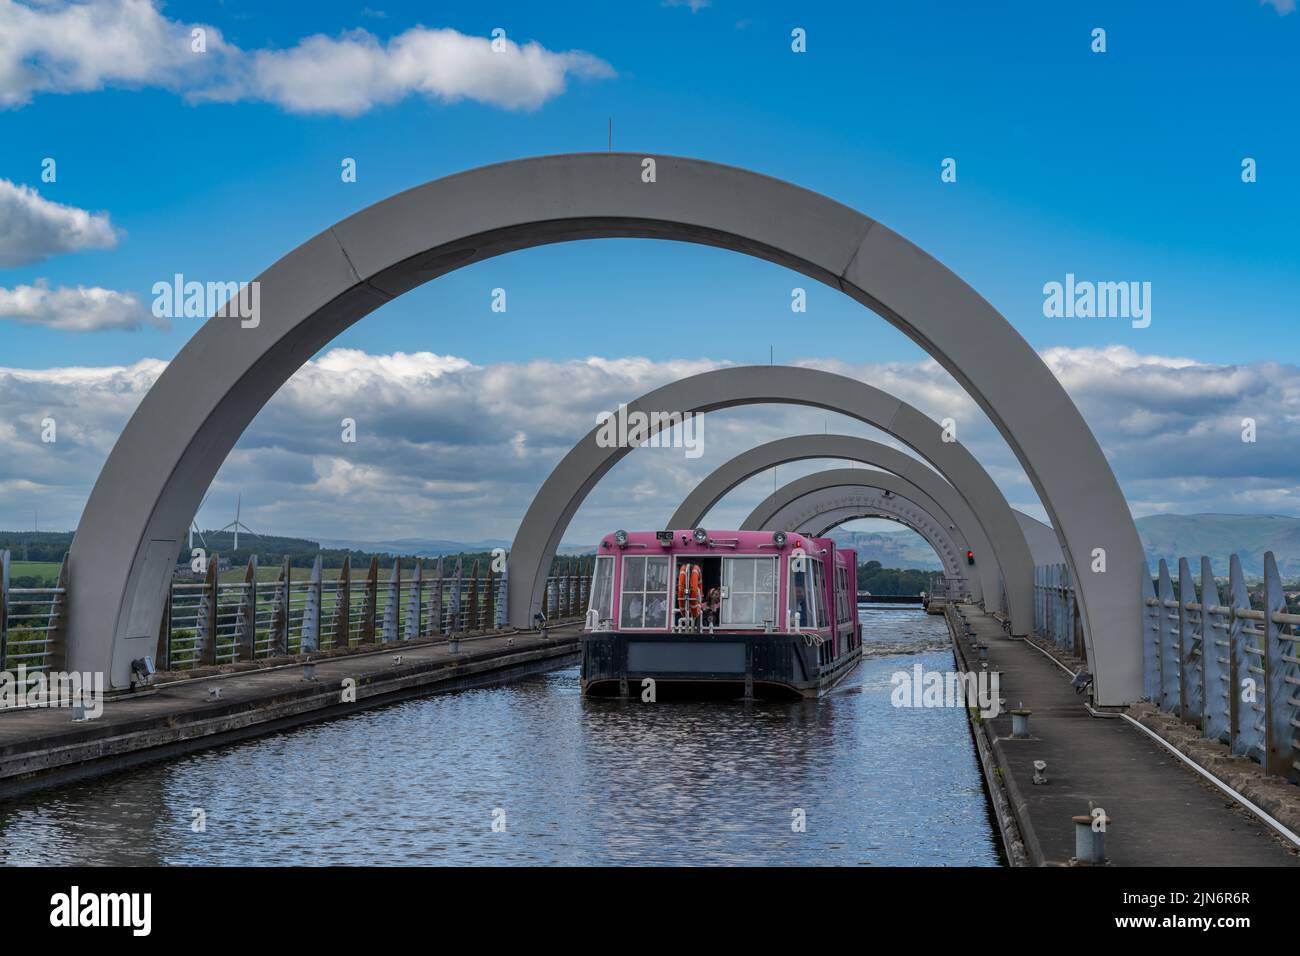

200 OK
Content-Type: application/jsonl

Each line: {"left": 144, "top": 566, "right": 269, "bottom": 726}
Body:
{"left": 219, "top": 493, "right": 257, "bottom": 551}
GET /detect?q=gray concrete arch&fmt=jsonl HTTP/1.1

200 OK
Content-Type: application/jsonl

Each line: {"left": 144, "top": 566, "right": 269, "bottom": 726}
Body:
{"left": 771, "top": 498, "right": 976, "bottom": 599}
{"left": 69, "top": 153, "right": 1141, "bottom": 702}
{"left": 507, "top": 365, "right": 1034, "bottom": 640}
{"left": 665, "top": 433, "right": 1028, "bottom": 620}
{"left": 739, "top": 472, "right": 978, "bottom": 593}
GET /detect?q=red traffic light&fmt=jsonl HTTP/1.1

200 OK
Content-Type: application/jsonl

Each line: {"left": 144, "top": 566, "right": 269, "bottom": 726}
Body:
{"left": 966, "top": 550, "right": 975, "bottom": 565}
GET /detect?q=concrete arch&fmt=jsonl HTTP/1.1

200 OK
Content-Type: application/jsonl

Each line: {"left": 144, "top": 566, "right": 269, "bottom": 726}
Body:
{"left": 69, "top": 154, "right": 1141, "bottom": 702}
{"left": 1015, "top": 511, "right": 1064, "bottom": 566}
{"left": 507, "top": 365, "right": 1033, "bottom": 639}
{"left": 665, "top": 433, "right": 1027, "bottom": 621}
{"left": 741, "top": 473, "right": 977, "bottom": 591}
{"left": 778, "top": 501, "right": 974, "bottom": 600}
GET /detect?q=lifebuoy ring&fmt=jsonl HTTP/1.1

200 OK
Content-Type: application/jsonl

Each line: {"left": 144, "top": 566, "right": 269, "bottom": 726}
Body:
{"left": 676, "top": 563, "right": 703, "bottom": 617}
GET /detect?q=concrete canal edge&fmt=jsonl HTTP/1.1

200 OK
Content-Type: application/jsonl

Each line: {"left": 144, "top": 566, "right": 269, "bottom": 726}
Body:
{"left": 947, "top": 616, "right": 1030, "bottom": 867}
{"left": 0, "top": 630, "right": 580, "bottom": 801}
{"left": 946, "top": 606, "right": 1300, "bottom": 866}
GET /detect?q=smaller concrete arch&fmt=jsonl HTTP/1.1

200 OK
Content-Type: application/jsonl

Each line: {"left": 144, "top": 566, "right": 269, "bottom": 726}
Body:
{"left": 1015, "top": 511, "right": 1064, "bottom": 566}
{"left": 506, "top": 365, "right": 1035, "bottom": 636}
{"left": 795, "top": 504, "right": 976, "bottom": 600}
{"left": 741, "top": 470, "right": 980, "bottom": 597}
{"left": 667, "top": 434, "right": 1018, "bottom": 619}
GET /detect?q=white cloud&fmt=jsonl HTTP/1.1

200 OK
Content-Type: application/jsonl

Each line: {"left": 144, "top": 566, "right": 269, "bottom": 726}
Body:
{"left": 0, "top": 1, "right": 612, "bottom": 114}
{"left": 0, "top": 178, "right": 119, "bottom": 266}
{"left": 4, "top": 347, "right": 1300, "bottom": 546}
{"left": 0, "top": 280, "right": 161, "bottom": 331}
{"left": 663, "top": 0, "right": 712, "bottom": 12}
{"left": 1262, "top": 0, "right": 1296, "bottom": 15}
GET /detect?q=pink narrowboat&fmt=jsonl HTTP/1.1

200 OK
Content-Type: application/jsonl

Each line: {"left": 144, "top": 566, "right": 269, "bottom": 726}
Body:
{"left": 581, "top": 528, "right": 862, "bottom": 699}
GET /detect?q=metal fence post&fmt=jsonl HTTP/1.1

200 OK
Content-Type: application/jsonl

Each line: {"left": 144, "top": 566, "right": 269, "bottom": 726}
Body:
{"left": 331, "top": 557, "right": 351, "bottom": 649}
{"left": 1157, "top": 560, "right": 1179, "bottom": 713}
{"left": 0, "top": 549, "right": 8, "bottom": 672}
{"left": 484, "top": 561, "right": 496, "bottom": 632}
{"left": 466, "top": 560, "right": 480, "bottom": 631}
{"left": 1199, "top": 557, "right": 1230, "bottom": 742}
{"left": 301, "top": 554, "right": 322, "bottom": 653}
{"left": 268, "top": 557, "right": 290, "bottom": 656}
{"left": 381, "top": 557, "right": 400, "bottom": 643}
{"left": 1228, "top": 554, "right": 1263, "bottom": 760}
{"left": 359, "top": 556, "right": 378, "bottom": 644}
{"left": 405, "top": 558, "right": 423, "bottom": 641}
{"left": 434, "top": 556, "right": 446, "bottom": 634}
{"left": 451, "top": 558, "right": 463, "bottom": 632}
{"left": 1178, "top": 557, "right": 1204, "bottom": 723}
{"left": 1141, "top": 563, "right": 1160, "bottom": 701}
{"left": 1262, "top": 551, "right": 1296, "bottom": 779}
{"left": 199, "top": 552, "right": 219, "bottom": 666}
{"left": 496, "top": 559, "right": 508, "bottom": 629}
{"left": 235, "top": 555, "right": 257, "bottom": 661}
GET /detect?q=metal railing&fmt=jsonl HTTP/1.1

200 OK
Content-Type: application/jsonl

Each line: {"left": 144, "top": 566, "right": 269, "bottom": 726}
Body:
{"left": 928, "top": 576, "right": 971, "bottom": 603}
{"left": 1142, "top": 551, "right": 1300, "bottom": 781}
{"left": 0, "top": 550, "right": 68, "bottom": 674}
{"left": 158, "top": 552, "right": 592, "bottom": 672}
{"left": 1034, "top": 562, "right": 1082, "bottom": 656}
{"left": 0, "top": 547, "right": 592, "bottom": 676}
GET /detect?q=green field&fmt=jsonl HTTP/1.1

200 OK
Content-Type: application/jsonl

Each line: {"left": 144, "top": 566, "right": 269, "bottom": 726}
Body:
{"left": 8, "top": 561, "right": 61, "bottom": 586}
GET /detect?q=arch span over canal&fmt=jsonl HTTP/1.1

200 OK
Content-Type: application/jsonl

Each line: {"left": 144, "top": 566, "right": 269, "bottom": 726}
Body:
{"left": 68, "top": 153, "right": 1142, "bottom": 702}
{"left": 666, "top": 433, "right": 1027, "bottom": 621}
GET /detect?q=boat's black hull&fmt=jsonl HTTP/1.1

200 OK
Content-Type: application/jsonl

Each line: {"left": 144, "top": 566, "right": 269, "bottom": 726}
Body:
{"left": 580, "top": 630, "right": 861, "bottom": 700}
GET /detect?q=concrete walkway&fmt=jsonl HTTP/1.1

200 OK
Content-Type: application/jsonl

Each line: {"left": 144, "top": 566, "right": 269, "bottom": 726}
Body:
{"left": 0, "top": 627, "right": 579, "bottom": 799}
{"left": 952, "top": 605, "right": 1300, "bottom": 866}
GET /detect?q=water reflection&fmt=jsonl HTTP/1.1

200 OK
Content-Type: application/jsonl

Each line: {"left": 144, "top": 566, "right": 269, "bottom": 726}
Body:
{"left": 0, "top": 608, "right": 999, "bottom": 866}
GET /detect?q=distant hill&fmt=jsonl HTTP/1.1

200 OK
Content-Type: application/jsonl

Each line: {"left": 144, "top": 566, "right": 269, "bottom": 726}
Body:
{"left": 826, "top": 528, "right": 944, "bottom": 570}
{"left": 1134, "top": 513, "right": 1300, "bottom": 578}
{"left": 317, "top": 537, "right": 593, "bottom": 557}
{"left": 831, "top": 514, "right": 1300, "bottom": 579}
{"left": 7, "top": 514, "right": 1300, "bottom": 579}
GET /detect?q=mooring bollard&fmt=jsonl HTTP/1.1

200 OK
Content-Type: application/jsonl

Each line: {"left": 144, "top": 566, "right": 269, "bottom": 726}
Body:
{"left": 976, "top": 643, "right": 989, "bottom": 662}
{"left": 448, "top": 636, "right": 460, "bottom": 653}
{"left": 1032, "top": 760, "right": 1048, "bottom": 785}
{"left": 302, "top": 662, "right": 316, "bottom": 682}
{"left": 1010, "top": 707, "right": 1032, "bottom": 738}
{"left": 1072, "top": 812, "right": 1110, "bottom": 864}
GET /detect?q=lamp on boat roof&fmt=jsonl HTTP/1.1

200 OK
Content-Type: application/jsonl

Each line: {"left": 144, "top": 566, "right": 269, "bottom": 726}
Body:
{"left": 614, "top": 529, "right": 629, "bottom": 548}
{"left": 772, "top": 531, "right": 787, "bottom": 547}
{"left": 692, "top": 528, "right": 708, "bottom": 544}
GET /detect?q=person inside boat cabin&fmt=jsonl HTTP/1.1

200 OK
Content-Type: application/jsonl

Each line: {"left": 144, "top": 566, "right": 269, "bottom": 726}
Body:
{"left": 792, "top": 579, "right": 810, "bottom": 627}
{"left": 704, "top": 586, "right": 721, "bottom": 626}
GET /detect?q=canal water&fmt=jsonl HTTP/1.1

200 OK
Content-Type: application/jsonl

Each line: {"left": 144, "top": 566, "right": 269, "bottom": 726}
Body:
{"left": 0, "top": 608, "right": 1000, "bottom": 866}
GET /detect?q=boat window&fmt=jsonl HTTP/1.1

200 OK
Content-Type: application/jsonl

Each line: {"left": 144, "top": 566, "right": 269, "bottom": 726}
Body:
{"left": 789, "top": 556, "right": 825, "bottom": 629}
{"left": 589, "top": 556, "right": 614, "bottom": 622}
{"left": 810, "top": 559, "right": 828, "bottom": 629}
{"left": 721, "top": 556, "right": 778, "bottom": 627}
{"left": 842, "top": 564, "right": 852, "bottom": 624}
{"left": 620, "top": 555, "right": 671, "bottom": 629}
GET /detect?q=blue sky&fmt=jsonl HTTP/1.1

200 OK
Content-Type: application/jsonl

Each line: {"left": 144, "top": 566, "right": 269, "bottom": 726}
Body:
{"left": 4, "top": 0, "right": 1297, "bottom": 369}
{"left": 1, "top": 0, "right": 1298, "bottom": 540}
